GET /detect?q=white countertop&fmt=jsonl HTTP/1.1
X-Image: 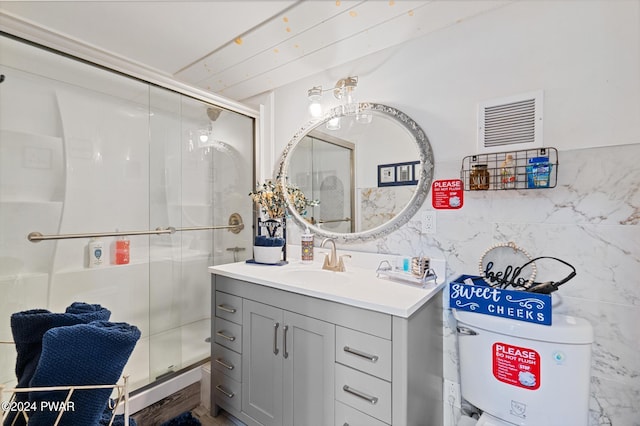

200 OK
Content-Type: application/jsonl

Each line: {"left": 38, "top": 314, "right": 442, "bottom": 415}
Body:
{"left": 209, "top": 249, "right": 445, "bottom": 318}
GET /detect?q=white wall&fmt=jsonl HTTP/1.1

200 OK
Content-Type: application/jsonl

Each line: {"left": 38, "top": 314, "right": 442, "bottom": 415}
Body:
{"left": 262, "top": 1, "right": 639, "bottom": 164}
{"left": 248, "top": 2, "right": 640, "bottom": 425}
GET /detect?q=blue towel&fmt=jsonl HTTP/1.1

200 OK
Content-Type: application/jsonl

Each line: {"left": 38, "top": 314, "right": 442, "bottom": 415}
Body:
{"left": 5, "top": 303, "right": 111, "bottom": 426}
{"left": 160, "top": 411, "right": 202, "bottom": 426}
{"left": 27, "top": 321, "right": 140, "bottom": 426}
{"left": 99, "top": 405, "right": 137, "bottom": 426}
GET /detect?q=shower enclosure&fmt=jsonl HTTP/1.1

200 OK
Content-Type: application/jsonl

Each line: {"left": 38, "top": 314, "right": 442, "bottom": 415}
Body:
{"left": 0, "top": 35, "right": 255, "bottom": 392}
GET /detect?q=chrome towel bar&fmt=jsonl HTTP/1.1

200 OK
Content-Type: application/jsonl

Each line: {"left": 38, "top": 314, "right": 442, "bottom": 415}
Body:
{"left": 28, "top": 213, "right": 244, "bottom": 242}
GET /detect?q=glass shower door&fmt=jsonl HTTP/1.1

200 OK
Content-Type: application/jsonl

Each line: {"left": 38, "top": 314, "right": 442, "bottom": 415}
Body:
{"left": 0, "top": 35, "right": 255, "bottom": 394}
{"left": 148, "top": 88, "right": 254, "bottom": 381}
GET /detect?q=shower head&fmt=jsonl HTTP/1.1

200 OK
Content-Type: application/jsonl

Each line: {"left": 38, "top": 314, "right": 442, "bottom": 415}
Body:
{"left": 207, "top": 107, "right": 222, "bottom": 122}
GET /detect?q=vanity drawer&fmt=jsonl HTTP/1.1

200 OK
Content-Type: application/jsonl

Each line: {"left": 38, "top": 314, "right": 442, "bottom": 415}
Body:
{"left": 212, "top": 370, "right": 241, "bottom": 413}
{"left": 215, "top": 291, "right": 243, "bottom": 324}
{"left": 335, "top": 400, "right": 389, "bottom": 426}
{"left": 336, "top": 326, "right": 391, "bottom": 381}
{"left": 214, "top": 317, "right": 242, "bottom": 353}
{"left": 212, "top": 343, "right": 241, "bottom": 382}
{"left": 335, "top": 363, "right": 391, "bottom": 424}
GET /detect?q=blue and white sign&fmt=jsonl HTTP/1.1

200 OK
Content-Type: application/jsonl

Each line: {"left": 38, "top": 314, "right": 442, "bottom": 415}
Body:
{"left": 449, "top": 275, "right": 552, "bottom": 325}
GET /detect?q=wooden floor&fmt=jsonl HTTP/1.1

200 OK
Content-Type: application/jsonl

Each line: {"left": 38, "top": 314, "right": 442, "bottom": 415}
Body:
{"left": 130, "top": 380, "right": 241, "bottom": 426}
{"left": 192, "top": 405, "right": 238, "bottom": 426}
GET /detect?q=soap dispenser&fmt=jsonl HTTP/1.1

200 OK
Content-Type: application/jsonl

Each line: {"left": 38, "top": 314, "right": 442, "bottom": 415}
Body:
{"left": 301, "top": 227, "right": 314, "bottom": 263}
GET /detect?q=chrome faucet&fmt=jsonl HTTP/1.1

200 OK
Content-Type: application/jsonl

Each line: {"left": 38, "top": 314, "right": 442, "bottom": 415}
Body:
{"left": 321, "top": 238, "right": 350, "bottom": 272}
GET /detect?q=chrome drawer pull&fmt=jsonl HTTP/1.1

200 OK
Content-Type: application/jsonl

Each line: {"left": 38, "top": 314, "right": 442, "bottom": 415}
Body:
{"left": 217, "top": 304, "right": 237, "bottom": 314}
{"left": 216, "top": 330, "right": 236, "bottom": 341}
{"left": 273, "top": 322, "right": 280, "bottom": 355}
{"left": 214, "top": 357, "right": 234, "bottom": 370}
{"left": 215, "top": 384, "right": 234, "bottom": 399}
{"left": 342, "top": 385, "right": 378, "bottom": 405}
{"left": 283, "top": 325, "right": 289, "bottom": 359}
{"left": 343, "top": 346, "right": 379, "bottom": 363}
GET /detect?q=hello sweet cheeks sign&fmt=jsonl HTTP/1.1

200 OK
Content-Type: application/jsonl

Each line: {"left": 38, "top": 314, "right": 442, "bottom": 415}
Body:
{"left": 449, "top": 275, "right": 552, "bottom": 325}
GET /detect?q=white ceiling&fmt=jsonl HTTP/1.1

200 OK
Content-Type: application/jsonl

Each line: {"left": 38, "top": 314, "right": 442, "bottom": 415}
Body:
{"left": 0, "top": 1, "right": 509, "bottom": 102}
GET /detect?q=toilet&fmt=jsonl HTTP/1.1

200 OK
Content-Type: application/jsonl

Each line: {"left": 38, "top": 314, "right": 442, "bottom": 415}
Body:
{"left": 453, "top": 309, "right": 593, "bottom": 426}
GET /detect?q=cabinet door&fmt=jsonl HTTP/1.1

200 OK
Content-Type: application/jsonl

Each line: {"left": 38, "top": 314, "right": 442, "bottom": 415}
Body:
{"left": 242, "top": 300, "right": 284, "bottom": 426}
{"left": 282, "top": 311, "right": 335, "bottom": 426}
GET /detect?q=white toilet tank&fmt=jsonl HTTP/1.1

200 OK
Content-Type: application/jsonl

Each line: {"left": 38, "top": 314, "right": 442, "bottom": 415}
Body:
{"left": 454, "top": 310, "right": 593, "bottom": 426}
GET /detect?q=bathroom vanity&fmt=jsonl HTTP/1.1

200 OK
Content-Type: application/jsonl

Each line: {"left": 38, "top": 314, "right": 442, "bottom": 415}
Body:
{"left": 209, "top": 253, "right": 445, "bottom": 426}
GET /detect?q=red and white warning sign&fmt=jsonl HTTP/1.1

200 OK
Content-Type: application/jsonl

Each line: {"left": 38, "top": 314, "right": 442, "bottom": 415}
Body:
{"left": 432, "top": 179, "right": 463, "bottom": 209}
{"left": 492, "top": 342, "right": 540, "bottom": 390}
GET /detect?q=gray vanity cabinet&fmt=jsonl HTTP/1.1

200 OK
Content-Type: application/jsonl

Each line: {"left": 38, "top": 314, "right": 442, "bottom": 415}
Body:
{"left": 211, "top": 273, "right": 443, "bottom": 426}
{"left": 242, "top": 299, "right": 335, "bottom": 426}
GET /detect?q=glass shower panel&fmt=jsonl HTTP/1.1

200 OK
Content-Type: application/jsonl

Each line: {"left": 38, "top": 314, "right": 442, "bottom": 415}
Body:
{"left": 0, "top": 35, "right": 153, "bottom": 390}
{"left": 0, "top": 35, "right": 255, "bottom": 394}
{"left": 289, "top": 136, "right": 354, "bottom": 233}
{"left": 148, "top": 86, "right": 183, "bottom": 381}
{"left": 313, "top": 138, "right": 354, "bottom": 233}
{"left": 147, "top": 89, "right": 255, "bottom": 381}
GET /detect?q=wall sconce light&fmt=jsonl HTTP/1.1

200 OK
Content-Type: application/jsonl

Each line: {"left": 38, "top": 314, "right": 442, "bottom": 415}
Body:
{"left": 307, "top": 76, "right": 359, "bottom": 120}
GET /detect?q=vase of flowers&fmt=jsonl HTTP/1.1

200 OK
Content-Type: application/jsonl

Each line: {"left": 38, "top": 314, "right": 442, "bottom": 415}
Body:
{"left": 249, "top": 178, "right": 317, "bottom": 264}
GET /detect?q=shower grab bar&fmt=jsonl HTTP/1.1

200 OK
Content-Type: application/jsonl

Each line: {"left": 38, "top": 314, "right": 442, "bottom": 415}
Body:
{"left": 318, "top": 217, "right": 351, "bottom": 224}
{"left": 28, "top": 227, "right": 173, "bottom": 242}
{"left": 27, "top": 213, "right": 244, "bottom": 242}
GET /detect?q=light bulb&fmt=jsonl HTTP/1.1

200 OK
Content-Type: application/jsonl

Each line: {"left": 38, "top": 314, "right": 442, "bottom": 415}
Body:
{"left": 309, "top": 100, "right": 322, "bottom": 118}
{"left": 199, "top": 133, "right": 209, "bottom": 143}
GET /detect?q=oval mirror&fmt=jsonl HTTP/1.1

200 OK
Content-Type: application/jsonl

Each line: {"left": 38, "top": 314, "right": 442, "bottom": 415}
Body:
{"left": 278, "top": 103, "right": 434, "bottom": 243}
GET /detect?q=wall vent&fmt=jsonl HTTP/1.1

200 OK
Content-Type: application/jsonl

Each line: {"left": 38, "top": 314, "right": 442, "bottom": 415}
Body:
{"left": 478, "top": 90, "right": 543, "bottom": 153}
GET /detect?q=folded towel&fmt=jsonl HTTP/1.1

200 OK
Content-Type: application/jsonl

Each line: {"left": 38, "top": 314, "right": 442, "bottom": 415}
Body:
{"left": 254, "top": 235, "right": 285, "bottom": 247}
{"left": 27, "top": 321, "right": 140, "bottom": 426}
{"left": 5, "top": 303, "right": 111, "bottom": 426}
{"left": 160, "top": 411, "right": 202, "bottom": 426}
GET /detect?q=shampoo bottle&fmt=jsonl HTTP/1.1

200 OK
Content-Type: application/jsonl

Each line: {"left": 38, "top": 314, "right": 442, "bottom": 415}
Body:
{"left": 115, "top": 236, "right": 130, "bottom": 265}
{"left": 301, "top": 228, "right": 314, "bottom": 263}
{"left": 88, "top": 238, "right": 104, "bottom": 268}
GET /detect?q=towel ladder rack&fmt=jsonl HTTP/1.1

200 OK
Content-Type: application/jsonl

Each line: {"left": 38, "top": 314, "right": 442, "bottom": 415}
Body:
{"left": 27, "top": 213, "right": 244, "bottom": 243}
{"left": 0, "top": 375, "right": 131, "bottom": 425}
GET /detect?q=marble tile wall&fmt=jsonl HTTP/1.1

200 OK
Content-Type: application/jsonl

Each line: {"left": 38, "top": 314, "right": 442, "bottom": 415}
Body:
{"left": 295, "top": 143, "right": 639, "bottom": 425}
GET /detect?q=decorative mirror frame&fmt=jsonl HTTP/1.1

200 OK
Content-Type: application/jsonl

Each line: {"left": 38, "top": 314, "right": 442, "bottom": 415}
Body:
{"left": 277, "top": 102, "right": 434, "bottom": 243}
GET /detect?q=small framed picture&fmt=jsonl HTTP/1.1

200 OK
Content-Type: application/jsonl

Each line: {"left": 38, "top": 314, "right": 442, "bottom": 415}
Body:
{"left": 396, "top": 164, "right": 413, "bottom": 182}
{"left": 378, "top": 161, "right": 420, "bottom": 187}
{"left": 379, "top": 166, "right": 395, "bottom": 184}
